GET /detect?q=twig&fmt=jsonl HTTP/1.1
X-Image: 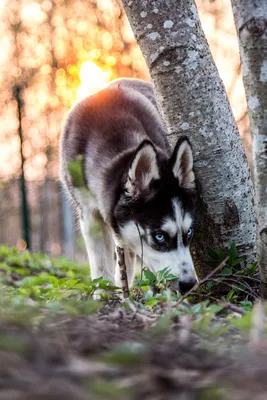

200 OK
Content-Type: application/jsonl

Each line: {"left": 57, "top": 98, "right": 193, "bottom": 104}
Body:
{"left": 134, "top": 221, "right": 144, "bottom": 280}
{"left": 176, "top": 257, "right": 229, "bottom": 304}
{"left": 218, "top": 274, "right": 260, "bottom": 284}
{"left": 219, "top": 276, "right": 259, "bottom": 298}
{"left": 134, "top": 312, "right": 158, "bottom": 327}
{"left": 124, "top": 298, "right": 137, "bottom": 312}
{"left": 216, "top": 300, "right": 247, "bottom": 316}
{"left": 211, "top": 278, "right": 260, "bottom": 300}
{"left": 116, "top": 246, "right": 130, "bottom": 299}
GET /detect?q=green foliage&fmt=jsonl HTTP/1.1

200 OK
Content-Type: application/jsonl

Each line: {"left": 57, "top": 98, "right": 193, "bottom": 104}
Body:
{"left": 137, "top": 267, "right": 177, "bottom": 289}
{"left": 132, "top": 267, "right": 178, "bottom": 307}
{"left": 208, "top": 242, "right": 242, "bottom": 269}
{"left": 229, "top": 310, "right": 253, "bottom": 333}
{"left": 0, "top": 244, "right": 260, "bottom": 346}
{"left": 199, "top": 242, "right": 258, "bottom": 308}
{"left": 0, "top": 245, "right": 120, "bottom": 304}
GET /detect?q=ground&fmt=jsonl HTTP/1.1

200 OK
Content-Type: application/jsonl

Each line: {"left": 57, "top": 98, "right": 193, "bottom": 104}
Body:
{"left": 0, "top": 244, "right": 267, "bottom": 400}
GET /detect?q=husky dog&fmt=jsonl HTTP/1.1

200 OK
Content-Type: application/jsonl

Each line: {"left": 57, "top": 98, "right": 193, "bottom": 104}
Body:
{"left": 60, "top": 78, "right": 198, "bottom": 294}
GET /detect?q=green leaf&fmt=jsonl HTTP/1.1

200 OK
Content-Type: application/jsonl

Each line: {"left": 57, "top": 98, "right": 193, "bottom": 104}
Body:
{"left": 206, "top": 281, "right": 214, "bottom": 289}
{"left": 144, "top": 289, "right": 154, "bottom": 300}
{"left": 239, "top": 301, "right": 253, "bottom": 311}
{"left": 140, "top": 285, "right": 149, "bottom": 291}
{"left": 207, "top": 304, "right": 224, "bottom": 314}
{"left": 67, "top": 155, "right": 86, "bottom": 188}
{"left": 191, "top": 303, "right": 202, "bottom": 314}
{"left": 151, "top": 314, "right": 172, "bottom": 334}
{"left": 220, "top": 267, "right": 232, "bottom": 275}
{"left": 145, "top": 298, "right": 160, "bottom": 307}
{"left": 144, "top": 269, "right": 156, "bottom": 282}
{"left": 230, "top": 311, "right": 252, "bottom": 333}
{"left": 228, "top": 241, "right": 238, "bottom": 260}
{"left": 208, "top": 248, "right": 225, "bottom": 262}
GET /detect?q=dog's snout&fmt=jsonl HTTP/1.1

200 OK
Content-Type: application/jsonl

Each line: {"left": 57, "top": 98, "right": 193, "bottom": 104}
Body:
{"left": 179, "top": 279, "right": 196, "bottom": 295}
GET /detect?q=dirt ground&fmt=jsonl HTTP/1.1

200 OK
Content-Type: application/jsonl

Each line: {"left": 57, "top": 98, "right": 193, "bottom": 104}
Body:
{"left": 1, "top": 302, "right": 267, "bottom": 400}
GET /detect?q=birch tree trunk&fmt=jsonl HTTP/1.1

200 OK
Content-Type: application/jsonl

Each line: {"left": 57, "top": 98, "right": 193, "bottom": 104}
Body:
{"left": 122, "top": 0, "right": 256, "bottom": 276}
{"left": 231, "top": 1, "right": 267, "bottom": 294}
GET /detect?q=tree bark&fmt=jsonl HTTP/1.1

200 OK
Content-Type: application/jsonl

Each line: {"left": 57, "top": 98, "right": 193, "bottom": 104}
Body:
{"left": 231, "top": 1, "right": 267, "bottom": 294}
{"left": 122, "top": 0, "right": 256, "bottom": 276}
{"left": 14, "top": 85, "right": 31, "bottom": 250}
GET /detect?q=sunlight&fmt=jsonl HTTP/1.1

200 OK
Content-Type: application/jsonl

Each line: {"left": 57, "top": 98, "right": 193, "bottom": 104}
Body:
{"left": 77, "top": 61, "right": 110, "bottom": 100}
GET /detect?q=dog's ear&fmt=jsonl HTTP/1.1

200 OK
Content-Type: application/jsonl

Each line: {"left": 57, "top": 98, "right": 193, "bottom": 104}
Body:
{"left": 124, "top": 140, "right": 159, "bottom": 198}
{"left": 171, "top": 137, "right": 195, "bottom": 190}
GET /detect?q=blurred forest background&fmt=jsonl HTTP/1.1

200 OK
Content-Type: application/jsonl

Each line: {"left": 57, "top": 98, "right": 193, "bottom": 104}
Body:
{"left": 0, "top": 0, "right": 251, "bottom": 261}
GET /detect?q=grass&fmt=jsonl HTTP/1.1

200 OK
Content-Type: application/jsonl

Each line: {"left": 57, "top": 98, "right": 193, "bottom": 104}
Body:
{"left": 0, "top": 242, "right": 260, "bottom": 330}
{"left": 0, "top": 244, "right": 119, "bottom": 303}
{"left": 0, "top": 243, "right": 266, "bottom": 399}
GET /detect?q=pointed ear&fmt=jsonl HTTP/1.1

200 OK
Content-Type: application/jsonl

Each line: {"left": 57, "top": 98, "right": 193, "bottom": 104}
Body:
{"left": 171, "top": 137, "right": 195, "bottom": 190}
{"left": 124, "top": 140, "right": 160, "bottom": 198}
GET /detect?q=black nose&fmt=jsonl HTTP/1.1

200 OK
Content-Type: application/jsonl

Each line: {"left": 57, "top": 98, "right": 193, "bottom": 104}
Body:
{"left": 179, "top": 279, "right": 196, "bottom": 295}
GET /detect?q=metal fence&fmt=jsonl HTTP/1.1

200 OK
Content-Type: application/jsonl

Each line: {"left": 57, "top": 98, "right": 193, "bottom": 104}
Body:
{"left": 0, "top": 179, "right": 87, "bottom": 262}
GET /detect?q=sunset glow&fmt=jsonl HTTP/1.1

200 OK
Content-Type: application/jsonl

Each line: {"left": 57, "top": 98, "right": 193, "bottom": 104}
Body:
{"left": 77, "top": 61, "right": 111, "bottom": 99}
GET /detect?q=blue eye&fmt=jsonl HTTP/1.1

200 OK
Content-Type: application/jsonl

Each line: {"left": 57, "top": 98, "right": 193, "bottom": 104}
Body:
{"left": 154, "top": 232, "right": 166, "bottom": 243}
{"left": 187, "top": 228, "right": 193, "bottom": 239}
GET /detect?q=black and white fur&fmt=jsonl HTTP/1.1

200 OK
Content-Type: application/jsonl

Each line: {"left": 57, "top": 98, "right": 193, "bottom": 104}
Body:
{"left": 60, "top": 78, "right": 198, "bottom": 294}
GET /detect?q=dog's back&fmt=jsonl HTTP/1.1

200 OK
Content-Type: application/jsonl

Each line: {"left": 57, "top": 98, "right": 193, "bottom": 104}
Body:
{"left": 60, "top": 79, "right": 169, "bottom": 204}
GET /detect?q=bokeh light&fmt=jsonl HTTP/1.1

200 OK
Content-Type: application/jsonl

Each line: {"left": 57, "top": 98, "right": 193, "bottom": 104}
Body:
{"left": 77, "top": 60, "right": 111, "bottom": 99}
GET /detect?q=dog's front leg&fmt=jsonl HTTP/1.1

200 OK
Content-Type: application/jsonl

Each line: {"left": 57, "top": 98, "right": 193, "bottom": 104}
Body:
{"left": 80, "top": 210, "right": 116, "bottom": 285}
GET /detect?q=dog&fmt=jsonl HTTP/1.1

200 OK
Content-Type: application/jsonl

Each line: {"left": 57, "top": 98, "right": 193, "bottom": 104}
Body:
{"left": 60, "top": 78, "right": 198, "bottom": 294}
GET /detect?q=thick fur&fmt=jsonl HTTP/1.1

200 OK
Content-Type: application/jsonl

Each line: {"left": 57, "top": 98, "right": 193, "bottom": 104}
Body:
{"left": 60, "top": 78, "right": 198, "bottom": 293}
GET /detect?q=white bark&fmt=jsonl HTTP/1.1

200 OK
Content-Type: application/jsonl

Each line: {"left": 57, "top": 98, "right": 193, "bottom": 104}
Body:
{"left": 122, "top": 0, "right": 256, "bottom": 275}
{"left": 231, "top": 1, "right": 267, "bottom": 292}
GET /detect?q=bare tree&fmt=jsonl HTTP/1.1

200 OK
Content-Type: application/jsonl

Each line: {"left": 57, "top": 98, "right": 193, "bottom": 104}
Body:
{"left": 231, "top": 1, "right": 267, "bottom": 294}
{"left": 122, "top": 0, "right": 256, "bottom": 276}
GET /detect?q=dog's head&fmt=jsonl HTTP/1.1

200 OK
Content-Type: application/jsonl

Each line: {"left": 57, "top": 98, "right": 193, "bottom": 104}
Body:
{"left": 114, "top": 136, "right": 198, "bottom": 294}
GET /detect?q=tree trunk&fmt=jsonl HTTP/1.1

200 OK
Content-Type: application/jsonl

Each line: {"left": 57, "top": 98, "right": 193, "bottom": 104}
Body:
{"left": 122, "top": 0, "right": 256, "bottom": 276}
{"left": 14, "top": 85, "right": 31, "bottom": 250}
{"left": 231, "top": 1, "right": 267, "bottom": 294}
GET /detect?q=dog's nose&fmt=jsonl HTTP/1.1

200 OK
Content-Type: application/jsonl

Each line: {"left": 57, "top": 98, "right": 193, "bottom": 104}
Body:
{"left": 179, "top": 279, "right": 196, "bottom": 295}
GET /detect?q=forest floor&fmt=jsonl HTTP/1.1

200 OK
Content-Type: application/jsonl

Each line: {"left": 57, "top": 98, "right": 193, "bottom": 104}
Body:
{"left": 0, "top": 244, "right": 267, "bottom": 400}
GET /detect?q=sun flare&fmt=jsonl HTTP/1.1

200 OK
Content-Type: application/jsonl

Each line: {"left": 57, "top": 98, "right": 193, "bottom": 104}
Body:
{"left": 77, "top": 61, "right": 110, "bottom": 100}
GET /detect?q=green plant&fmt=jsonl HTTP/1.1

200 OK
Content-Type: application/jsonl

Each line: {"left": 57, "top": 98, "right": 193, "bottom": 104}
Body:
{"left": 132, "top": 267, "right": 179, "bottom": 307}
{"left": 197, "top": 242, "right": 258, "bottom": 307}
{"left": 0, "top": 245, "right": 120, "bottom": 304}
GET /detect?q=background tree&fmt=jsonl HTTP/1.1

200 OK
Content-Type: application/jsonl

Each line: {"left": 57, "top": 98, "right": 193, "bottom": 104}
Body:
{"left": 231, "top": 0, "right": 267, "bottom": 294}
{"left": 0, "top": 0, "right": 148, "bottom": 254}
{"left": 122, "top": 0, "right": 256, "bottom": 276}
